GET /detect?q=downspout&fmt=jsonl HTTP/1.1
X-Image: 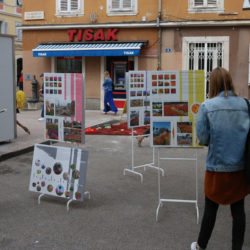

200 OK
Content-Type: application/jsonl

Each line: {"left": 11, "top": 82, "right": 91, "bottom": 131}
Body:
{"left": 157, "top": 0, "right": 162, "bottom": 70}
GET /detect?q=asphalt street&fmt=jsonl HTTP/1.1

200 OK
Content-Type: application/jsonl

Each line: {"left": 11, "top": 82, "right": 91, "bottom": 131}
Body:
{"left": 0, "top": 110, "right": 249, "bottom": 250}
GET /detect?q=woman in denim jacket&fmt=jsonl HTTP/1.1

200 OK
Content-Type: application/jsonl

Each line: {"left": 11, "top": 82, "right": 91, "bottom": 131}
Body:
{"left": 191, "top": 68, "right": 250, "bottom": 250}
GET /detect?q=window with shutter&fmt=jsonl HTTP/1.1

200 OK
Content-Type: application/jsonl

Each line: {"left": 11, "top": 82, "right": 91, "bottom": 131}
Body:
{"left": 194, "top": 0, "right": 204, "bottom": 6}
{"left": 56, "top": 0, "right": 83, "bottom": 16}
{"left": 108, "top": 0, "right": 136, "bottom": 15}
{"left": 243, "top": 0, "right": 250, "bottom": 9}
{"left": 16, "top": 22, "right": 22, "bottom": 41}
{"left": 189, "top": 0, "right": 223, "bottom": 13}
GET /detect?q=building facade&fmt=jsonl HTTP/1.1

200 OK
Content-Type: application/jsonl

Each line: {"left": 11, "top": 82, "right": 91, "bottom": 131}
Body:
{"left": 22, "top": 0, "right": 250, "bottom": 110}
{"left": 0, "top": 0, "right": 22, "bottom": 84}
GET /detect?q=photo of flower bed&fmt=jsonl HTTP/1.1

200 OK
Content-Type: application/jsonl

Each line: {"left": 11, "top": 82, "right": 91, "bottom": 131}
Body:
{"left": 164, "top": 102, "right": 188, "bottom": 116}
{"left": 46, "top": 118, "right": 59, "bottom": 140}
{"left": 177, "top": 122, "right": 192, "bottom": 133}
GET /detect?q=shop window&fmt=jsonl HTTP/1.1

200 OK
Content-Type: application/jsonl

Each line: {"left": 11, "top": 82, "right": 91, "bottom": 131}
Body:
{"left": 16, "top": 22, "right": 22, "bottom": 41}
{"left": 243, "top": 0, "right": 250, "bottom": 9}
{"left": 56, "top": 57, "right": 82, "bottom": 73}
{"left": 56, "top": 0, "right": 84, "bottom": 16}
{"left": 107, "top": 0, "right": 137, "bottom": 16}
{"left": 188, "top": 0, "right": 224, "bottom": 13}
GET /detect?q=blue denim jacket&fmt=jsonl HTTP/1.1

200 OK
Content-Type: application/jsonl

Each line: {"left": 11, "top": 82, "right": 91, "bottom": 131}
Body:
{"left": 102, "top": 77, "right": 113, "bottom": 92}
{"left": 196, "top": 91, "right": 249, "bottom": 172}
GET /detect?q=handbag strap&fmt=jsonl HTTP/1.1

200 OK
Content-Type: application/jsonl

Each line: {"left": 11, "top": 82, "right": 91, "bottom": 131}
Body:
{"left": 244, "top": 98, "right": 250, "bottom": 115}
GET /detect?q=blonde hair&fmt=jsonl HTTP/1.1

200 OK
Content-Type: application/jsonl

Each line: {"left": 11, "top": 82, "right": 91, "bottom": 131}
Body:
{"left": 104, "top": 71, "right": 110, "bottom": 78}
{"left": 209, "top": 67, "right": 237, "bottom": 98}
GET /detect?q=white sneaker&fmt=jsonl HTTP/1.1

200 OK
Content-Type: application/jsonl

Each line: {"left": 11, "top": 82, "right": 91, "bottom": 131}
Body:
{"left": 191, "top": 242, "right": 198, "bottom": 250}
{"left": 38, "top": 117, "right": 45, "bottom": 121}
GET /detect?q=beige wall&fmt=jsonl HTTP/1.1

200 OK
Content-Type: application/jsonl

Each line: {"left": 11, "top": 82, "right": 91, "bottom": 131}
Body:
{"left": 85, "top": 57, "right": 101, "bottom": 99}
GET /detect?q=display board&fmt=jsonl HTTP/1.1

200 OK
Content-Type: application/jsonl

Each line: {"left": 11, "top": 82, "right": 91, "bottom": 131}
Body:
{"left": 150, "top": 70, "right": 205, "bottom": 147}
{"left": 29, "top": 144, "right": 88, "bottom": 202}
{"left": 126, "top": 71, "right": 151, "bottom": 128}
{"left": 44, "top": 73, "right": 85, "bottom": 144}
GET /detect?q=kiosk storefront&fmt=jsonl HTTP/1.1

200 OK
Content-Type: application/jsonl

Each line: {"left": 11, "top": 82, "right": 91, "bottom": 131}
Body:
{"left": 29, "top": 28, "right": 149, "bottom": 110}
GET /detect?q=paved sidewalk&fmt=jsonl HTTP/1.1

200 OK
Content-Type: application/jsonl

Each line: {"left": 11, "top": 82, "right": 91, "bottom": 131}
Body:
{"left": 0, "top": 109, "right": 123, "bottom": 159}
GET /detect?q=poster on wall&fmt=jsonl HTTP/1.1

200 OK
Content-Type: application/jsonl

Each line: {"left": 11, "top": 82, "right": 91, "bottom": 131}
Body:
{"left": 149, "top": 70, "right": 205, "bottom": 148}
{"left": 126, "top": 71, "right": 151, "bottom": 128}
{"left": 44, "top": 73, "right": 85, "bottom": 144}
{"left": 29, "top": 144, "right": 88, "bottom": 202}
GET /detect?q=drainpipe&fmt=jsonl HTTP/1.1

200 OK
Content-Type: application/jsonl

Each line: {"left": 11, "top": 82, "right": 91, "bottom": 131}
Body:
{"left": 157, "top": 0, "right": 162, "bottom": 70}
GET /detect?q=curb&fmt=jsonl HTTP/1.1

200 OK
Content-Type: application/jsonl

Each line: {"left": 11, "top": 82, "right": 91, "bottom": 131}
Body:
{"left": 0, "top": 140, "right": 54, "bottom": 162}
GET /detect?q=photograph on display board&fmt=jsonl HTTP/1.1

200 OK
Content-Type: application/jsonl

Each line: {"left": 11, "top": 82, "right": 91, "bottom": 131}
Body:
{"left": 63, "top": 120, "right": 83, "bottom": 143}
{"left": 144, "top": 110, "right": 150, "bottom": 125}
{"left": 164, "top": 102, "right": 188, "bottom": 116}
{"left": 130, "top": 99, "right": 143, "bottom": 108}
{"left": 153, "top": 122, "right": 171, "bottom": 146}
{"left": 46, "top": 118, "right": 59, "bottom": 140}
{"left": 177, "top": 133, "right": 193, "bottom": 146}
{"left": 55, "top": 100, "right": 75, "bottom": 117}
{"left": 152, "top": 102, "right": 162, "bottom": 116}
{"left": 144, "top": 99, "right": 150, "bottom": 107}
{"left": 190, "top": 103, "right": 201, "bottom": 115}
{"left": 45, "top": 100, "right": 55, "bottom": 116}
{"left": 29, "top": 144, "right": 88, "bottom": 202}
{"left": 177, "top": 122, "right": 192, "bottom": 134}
{"left": 130, "top": 110, "right": 140, "bottom": 127}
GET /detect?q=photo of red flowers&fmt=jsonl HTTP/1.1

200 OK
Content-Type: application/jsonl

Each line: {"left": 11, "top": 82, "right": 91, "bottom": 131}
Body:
{"left": 164, "top": 102, "right": 188, "bottom": 116}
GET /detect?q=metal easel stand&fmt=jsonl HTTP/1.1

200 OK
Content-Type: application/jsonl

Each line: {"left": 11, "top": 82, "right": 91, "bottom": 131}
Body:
{"left": 66, "top": 191, "right": 91, "bottom": 212}
{"left": 37, "top": 191, "right": 91, "bottom": 212}
{"left": 123, "top": 128, "right": 164, "bottom": 183}
{"left": 155, "top": 148, "right": 199, "bottom": 224}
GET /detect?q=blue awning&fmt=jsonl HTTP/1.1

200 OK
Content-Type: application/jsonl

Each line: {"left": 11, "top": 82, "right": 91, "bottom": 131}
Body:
{"left": 33, "top": 42, "right": 144, "bottom": 57}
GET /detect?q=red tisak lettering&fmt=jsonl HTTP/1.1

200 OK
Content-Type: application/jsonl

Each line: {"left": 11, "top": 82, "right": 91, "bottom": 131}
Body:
{"left": 67, "top": 29, "right": 77, "bottom": 42}
{"left": 106, "top": 28, "right": 118, "bottom": 41}
{"left": 84, "top": 29, "right": 94, "bottom": 41}
{"left": 94, "top": 29, "right": 105, "bottom": 41}
{"left": 77, "top": 29, "right": 83, "bottom": 41}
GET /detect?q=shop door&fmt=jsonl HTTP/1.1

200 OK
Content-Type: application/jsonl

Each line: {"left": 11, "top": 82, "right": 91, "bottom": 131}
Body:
{"left": 111, "top": 61, "right": 131, "bottom": 109}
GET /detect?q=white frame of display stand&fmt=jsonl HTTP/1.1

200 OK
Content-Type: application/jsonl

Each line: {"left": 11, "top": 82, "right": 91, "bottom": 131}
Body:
{"left": 33, "top": 73, "right": 91, "bottom": 211}
{"left": 123, "top": 128, "right": 164, "bottom": 183}
{"left": 155, "top": 148, "right": 199, "bottom": 224}
{"left": 38, "top": 191, "right": 91, "bottom": 212}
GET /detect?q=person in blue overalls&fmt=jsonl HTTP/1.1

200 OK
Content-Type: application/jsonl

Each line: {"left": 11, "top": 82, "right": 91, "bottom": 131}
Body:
{"left": 103, "top": 71, "right": 118, "bottom": 115}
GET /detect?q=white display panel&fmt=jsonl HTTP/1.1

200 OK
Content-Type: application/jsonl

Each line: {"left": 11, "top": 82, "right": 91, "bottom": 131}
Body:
{"left": 149, "top": 70, "right": 205, "bottom": 148}
{"left": 29, "top": 144, "right": 88, "bottom": 202}
{"left": 126, "top": 71, "right": 150, "bottom": 128}
{"left": 44, "top": 73, "right": 85, "bottom": 144}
